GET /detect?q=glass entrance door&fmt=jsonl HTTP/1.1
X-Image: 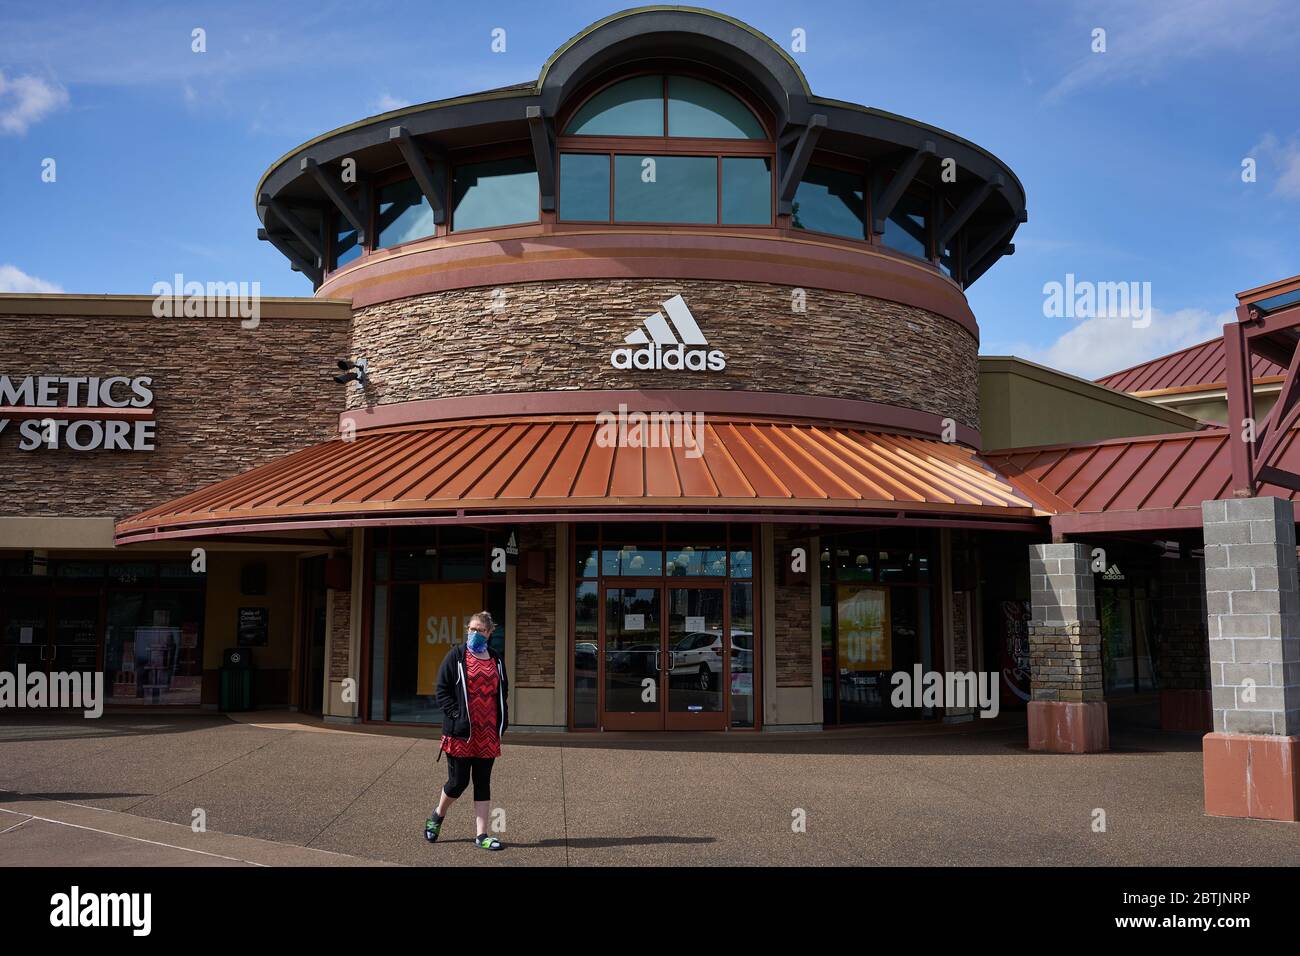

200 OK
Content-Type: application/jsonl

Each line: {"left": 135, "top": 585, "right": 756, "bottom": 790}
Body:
{"left": 600, "top": 584, "right": 728, "bottom": 730}
{"left": 53, "top": 595, "right": 101, "bottom": 684}
{"left": 665, "top": 585, "right": 726, "bottom": 730}
{"left": 1, "top": 593, "right": 48, "bottom": 676}
{"left": 601, "top": 586, "right": 663, "bottom": 729}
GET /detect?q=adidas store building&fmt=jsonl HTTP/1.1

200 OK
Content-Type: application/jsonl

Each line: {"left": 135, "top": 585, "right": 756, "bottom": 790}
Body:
{"left": 2, "top": 8, "right": 1040, "bottom": 734}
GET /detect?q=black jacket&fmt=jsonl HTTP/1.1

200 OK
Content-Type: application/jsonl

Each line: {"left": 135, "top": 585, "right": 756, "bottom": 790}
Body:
{"left": 433, "top": 642, "right": 509, "bottom": 745}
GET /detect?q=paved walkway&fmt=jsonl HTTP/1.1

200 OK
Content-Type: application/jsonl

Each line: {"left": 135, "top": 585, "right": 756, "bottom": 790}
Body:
{"left": 2, "top": 704, "right": 1298, "bottom": 866}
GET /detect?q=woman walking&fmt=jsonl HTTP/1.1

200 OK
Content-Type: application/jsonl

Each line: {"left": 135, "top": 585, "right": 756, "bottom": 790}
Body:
{"left": 426, "top": 611, "right": 508, "bottom": 850}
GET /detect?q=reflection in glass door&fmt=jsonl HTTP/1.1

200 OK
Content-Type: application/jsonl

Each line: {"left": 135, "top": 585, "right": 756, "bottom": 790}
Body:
{"left": 1, "top": 595, "right": 47, "bottom": 675}
{"left": 602, "top": 587, "right": 662, "bottom": 729}
{"left": 665, "top": 586, "right": 726, "bottom": 730}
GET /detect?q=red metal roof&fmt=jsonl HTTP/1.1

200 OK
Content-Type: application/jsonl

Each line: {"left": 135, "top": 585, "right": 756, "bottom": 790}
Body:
{"left": 986, "top": 427, "right": 1300, "bottom": 531}
{"left": 1096, "top": 336, "right": 1284, "bottom": 394}
{"left": 115, "top": 415, "right": 1040, "bottom": 543}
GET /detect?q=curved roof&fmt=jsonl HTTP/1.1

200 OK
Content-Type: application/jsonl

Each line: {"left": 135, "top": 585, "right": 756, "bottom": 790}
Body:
{"left": 114, "top": 414, "right": 1039, "bottom": 544}
{"left": 254, "top": 6, "right": 1026, "bottom": 291}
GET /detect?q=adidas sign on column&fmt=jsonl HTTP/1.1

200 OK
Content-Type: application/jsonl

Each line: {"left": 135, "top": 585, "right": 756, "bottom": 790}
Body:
{"left": 611, "top": 295, "right": 727, "bottom": 371}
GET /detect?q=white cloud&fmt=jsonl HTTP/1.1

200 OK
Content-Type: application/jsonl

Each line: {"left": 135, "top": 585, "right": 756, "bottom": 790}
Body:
{"left": 1007, "top": 307, "right": 1231, "bottom": 380}
{"left": 371, "top": 92, "right": 410, "bottom": 114}
{"left": 0, "top": 71, "right": 68, "bottom": 134}
{"left": 1248, "top": 133, "right": 1300, "bottom": 200}
{"left": 1046, "top": 0, "right": 1300, "bottom": 101}
{"left": 0, "top": 264, "right": 63, "bottom": 293}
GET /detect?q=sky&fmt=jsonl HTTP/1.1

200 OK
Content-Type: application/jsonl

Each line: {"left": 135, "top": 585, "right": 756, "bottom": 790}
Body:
{"left": 1, "top": 0, "right": 1297, "bottom": 380}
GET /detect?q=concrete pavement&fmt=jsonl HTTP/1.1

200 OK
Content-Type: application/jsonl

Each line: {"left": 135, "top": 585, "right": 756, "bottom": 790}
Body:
{"left": 1, "top": 703, "right": 1298, "bottom": 866}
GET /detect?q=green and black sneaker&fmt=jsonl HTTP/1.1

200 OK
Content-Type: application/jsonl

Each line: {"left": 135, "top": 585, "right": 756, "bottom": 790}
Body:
{"left": 474, "top": 833, "right": 503, "bottom": 851}
{"left": 424, "top": 815, "right": 443, "bottom": 843}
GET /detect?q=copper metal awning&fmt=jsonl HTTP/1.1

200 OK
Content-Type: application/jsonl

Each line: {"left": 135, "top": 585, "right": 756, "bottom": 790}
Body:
{"left": 986, "top": 426, "right": 1300, "bottom": 534}
{"left": 114, "top": 414, "right": 1042, "bottom": 544}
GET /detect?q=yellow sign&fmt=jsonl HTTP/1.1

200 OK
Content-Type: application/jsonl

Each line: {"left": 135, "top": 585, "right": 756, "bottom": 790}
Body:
{"left": 837, "top": 584, "right": 890, "bottom": 671}
{"left": 417, "top": 583, "right": 484, "bottom": 694}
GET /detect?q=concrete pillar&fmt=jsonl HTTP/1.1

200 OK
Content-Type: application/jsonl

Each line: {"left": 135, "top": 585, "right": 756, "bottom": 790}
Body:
{"left": 1202, "top": 497, "right": 1300, "bottom": 821}
{"left": 1027, "top": 542, "right": 1109, "bottom": 752}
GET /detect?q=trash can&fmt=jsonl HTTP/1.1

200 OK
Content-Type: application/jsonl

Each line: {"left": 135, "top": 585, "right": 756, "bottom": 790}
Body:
{"left": 220, "top": 647, "right": 253, "bottom": 712}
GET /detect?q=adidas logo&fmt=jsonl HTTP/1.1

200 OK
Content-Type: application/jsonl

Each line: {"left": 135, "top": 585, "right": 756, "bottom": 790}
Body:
{"left": 610, "top": 295, "right": 727, "bottom": 372}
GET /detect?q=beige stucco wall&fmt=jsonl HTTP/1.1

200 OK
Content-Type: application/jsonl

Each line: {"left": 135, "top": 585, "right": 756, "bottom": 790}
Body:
{"left": 979, "top": 356, "right": 1203, "bottom": 450}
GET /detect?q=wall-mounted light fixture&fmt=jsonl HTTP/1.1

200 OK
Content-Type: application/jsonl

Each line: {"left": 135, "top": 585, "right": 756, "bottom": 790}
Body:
{"left": 333, "top": 358, "right": 368, "bottom": 388}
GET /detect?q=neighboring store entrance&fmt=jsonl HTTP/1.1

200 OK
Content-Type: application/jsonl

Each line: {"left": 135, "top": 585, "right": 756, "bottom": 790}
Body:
{"left": 600, "top": 581, "right": 729, "bottom": 730}
{"left": 0, "top": 591, "right": 100, "bottom": 689}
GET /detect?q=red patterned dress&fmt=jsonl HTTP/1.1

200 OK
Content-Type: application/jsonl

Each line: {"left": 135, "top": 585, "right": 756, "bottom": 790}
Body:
{"left": 441, "top": 652, "right": 501, "bottom": 758}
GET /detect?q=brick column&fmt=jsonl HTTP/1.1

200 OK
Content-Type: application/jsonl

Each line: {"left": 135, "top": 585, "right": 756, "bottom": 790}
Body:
{"left": 1027, "top": 543, "right": 1109, "bottom": 752}
{"left": 1202, "top": 497, "right": 1300, "bottom": 821}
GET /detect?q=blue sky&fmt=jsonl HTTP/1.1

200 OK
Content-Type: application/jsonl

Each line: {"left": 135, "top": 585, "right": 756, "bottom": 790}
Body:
{"left": 2, "top": 0, "right": 1297, "bottom": 378}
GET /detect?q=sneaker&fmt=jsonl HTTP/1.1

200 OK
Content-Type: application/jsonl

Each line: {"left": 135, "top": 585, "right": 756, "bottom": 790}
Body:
{"left": 424, "top": 816, "right": 443, "bottom": 843}
{"left": 474, "top": 833, "right": 502, "bottom": 850}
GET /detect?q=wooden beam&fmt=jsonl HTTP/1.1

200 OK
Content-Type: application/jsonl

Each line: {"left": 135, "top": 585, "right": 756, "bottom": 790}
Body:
{"left": 1224, "top": 317, "right": 1257, "bottom": 495}
{"left": 258, "top": 228, "right": 321, "bottom": 286}
{"left": 302, "top": 157, "right": 366, "bottom": 242}
{"left": 870, "top": 141, "right": 935, "bottom": 235}
{"left": 261, "top": 195, "right": 323, "bottom": 264}
{"left": 963, "top": 241, "right": 1014, "bottom": 286}
{"left": 935, "top": 175, "right": 1000, "bottom": 250}
{"left": 1254, "top": 335, "right": 1300, "bottom": 454}
{"left": 1255, "top": 464, "right": 1300, "bottom": 495}
{"left": 525, "top": 106, "right": 556, "bottom": 212}
{"left": 389, "top": 126, "right": 446, "bottom": 225}
{"left": 777, "top": 114, "right": 826, "bottom": 216}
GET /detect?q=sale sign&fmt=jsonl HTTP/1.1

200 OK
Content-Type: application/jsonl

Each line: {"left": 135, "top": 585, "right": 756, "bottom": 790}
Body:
{"left": 416, "top": 582, "right": 484, "bottom": 694}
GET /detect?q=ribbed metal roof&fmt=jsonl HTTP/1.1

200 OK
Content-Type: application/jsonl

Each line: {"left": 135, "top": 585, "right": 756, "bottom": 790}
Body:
{"left": 115, "top": 415, "right": 1038, "bottom": 542}
{"left": 1096, "top": 337, "right": 1284, "bottom": 394}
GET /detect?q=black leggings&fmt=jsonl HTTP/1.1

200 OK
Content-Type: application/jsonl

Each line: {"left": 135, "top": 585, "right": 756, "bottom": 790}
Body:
{"left": 443, "top": 755, "right": 494, "bottom": 801}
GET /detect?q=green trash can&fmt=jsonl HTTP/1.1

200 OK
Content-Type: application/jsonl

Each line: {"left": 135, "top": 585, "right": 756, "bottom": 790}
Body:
{"left": 220, "top": 648, "right": 253, "bottom": 712}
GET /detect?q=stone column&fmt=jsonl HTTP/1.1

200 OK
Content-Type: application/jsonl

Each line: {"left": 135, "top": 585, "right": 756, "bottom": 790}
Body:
{"left": 1202, "top": 497, "right": 1300, "bottom": 821}
{"left": 1027, "top": 543, "right": 1108, "bottom": 752}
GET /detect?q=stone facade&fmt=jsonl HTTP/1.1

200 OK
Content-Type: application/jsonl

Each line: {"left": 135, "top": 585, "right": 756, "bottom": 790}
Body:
{"left": 0, "top": 311, "right": 347, "bottom": 519}
{"left": 329, "top": 586, "right": 352, "bottom": 682}
{"left": 1154, "top": 554, "right": 1210, "bottom": 691}
{"left": 1028, "top": 543, "right": 1104, "bottom": 702}
{"left": 514, "top": 523, "right": 557, "bottom": 688}
{"left": 347, "top": 279, "right": 980, "bottom": 429}
{"left": 1202, "top": 497, "right": 1300, "bottom": 736}
{"left": 773, "top": 525, "right": 812, "bottom": 687}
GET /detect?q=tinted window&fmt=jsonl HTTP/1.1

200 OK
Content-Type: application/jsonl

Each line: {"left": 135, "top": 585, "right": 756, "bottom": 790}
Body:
{"left": 614, "top": 154, "right": 716, "bottom": 224}
{"left": 791, "top": 165, "right": 864, "bottom": 239}
{"left": 559, "top": 153, "right": 611, "bottom": 221}
{"left": 721, "top": 157, "right": 772, "bottom": 224}
{"left": 566, "top": 75, "right": 664, "bottom": 136}
{"left": 452, "top": 156, "right": 539, "bottom": 231}
{"left": 667, "top": 75, "right": 764, "bottom": 139}
{"left": 377, "top": 178, "right": 435, "bottom": 248}
{"left": 882, "top": 190, "right": 929, "bottom": 259}
{"left": 334, "top": 215, "right": 361, "bottom": 268}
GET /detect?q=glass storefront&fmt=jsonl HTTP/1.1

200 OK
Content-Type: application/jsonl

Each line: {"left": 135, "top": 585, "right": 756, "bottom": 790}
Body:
{"left": 820, "top": 529, "right": 935, "bottom": 724}
{"left": 0, "top": 557, "right": 206, "bottom": 705}
{"left": 573, "top": 522, "right": 757, "bottom": 731}
{"left": 366, "top": 528, "right": 506, "bottom": 723}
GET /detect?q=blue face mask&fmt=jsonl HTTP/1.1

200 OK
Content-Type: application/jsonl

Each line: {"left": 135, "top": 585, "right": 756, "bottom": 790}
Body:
{"left": 467, "top": 630, "right": 488, "bottom": 653}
